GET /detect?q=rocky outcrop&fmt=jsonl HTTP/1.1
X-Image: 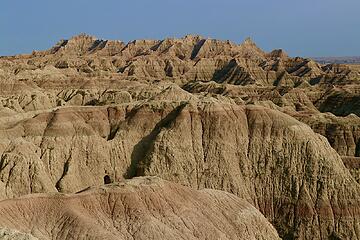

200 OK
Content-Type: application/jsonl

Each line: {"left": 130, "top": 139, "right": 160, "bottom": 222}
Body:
{"left": 0, "top": 177, "right": 279, "bottom": 240}
{"left": 136, "top": 103, "right": 360, "bottom": 240}
{"left": 315, "top": 87, "right": 360, "bottom": 116}
{"left": 1, "top": 34, "right": 360, "bottom": 239}
{"left": 1, "top": 99, "right": 360, "bottom": 239}
{"left": 295, "top": 112, "right": 360, "bottom": 157}
{"left": 342, "top": 156, "right": 360, "bottom": 183}
{"left": 0, "top": 228, "right": 38, "bottom": 240}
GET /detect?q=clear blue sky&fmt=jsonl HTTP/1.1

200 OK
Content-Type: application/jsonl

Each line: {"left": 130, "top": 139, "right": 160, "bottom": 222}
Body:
{"left": 1, "top": 0, "right": 359, "bottom": 57}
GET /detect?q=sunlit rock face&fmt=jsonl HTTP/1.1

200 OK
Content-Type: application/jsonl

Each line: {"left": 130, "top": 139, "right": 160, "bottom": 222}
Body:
{"left": 1, "top": 34, "right": 360, "bottom": 239}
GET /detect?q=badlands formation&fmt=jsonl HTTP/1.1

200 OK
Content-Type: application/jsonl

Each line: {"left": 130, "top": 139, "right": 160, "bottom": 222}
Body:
{"left": 0, "top": 34, "right": 360, "bottom": 239}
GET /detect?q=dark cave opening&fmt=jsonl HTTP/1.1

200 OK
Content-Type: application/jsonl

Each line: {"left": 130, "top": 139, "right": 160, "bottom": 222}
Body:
{"left": 104, "top": 175, "right": 112, "bottom": 184}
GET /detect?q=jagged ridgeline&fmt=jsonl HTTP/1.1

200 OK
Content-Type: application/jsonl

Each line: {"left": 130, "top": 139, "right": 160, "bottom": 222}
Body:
{"left": 0, "top": 34, "right": 360, "bottom": 240}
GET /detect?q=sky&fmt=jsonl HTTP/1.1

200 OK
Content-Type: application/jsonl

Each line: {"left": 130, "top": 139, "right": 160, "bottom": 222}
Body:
{"left": 1, "top": 0, "right": 359, "bottom": 57}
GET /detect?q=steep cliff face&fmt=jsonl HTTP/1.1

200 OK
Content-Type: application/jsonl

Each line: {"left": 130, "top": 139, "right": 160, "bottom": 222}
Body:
{"left": 137, "top": 103, "right": 360, "bottom": 240}
{"left": 296, "top": 112, "right": 360, "bottom": 157}
{"left": 342, "top": 156, "right": 360, "bottom": 183}
{"left": 1, "top": 99, "right": 359, "bottom": 239}
{"left": 1, "top": 34, "right": 360, "bottom": 239}
{"left": 0, "top": 177, "right": 280, "bottom": 240}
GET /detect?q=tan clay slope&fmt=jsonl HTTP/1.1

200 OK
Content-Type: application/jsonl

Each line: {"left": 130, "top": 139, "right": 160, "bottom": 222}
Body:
{"left": 295, "top": 112, "right": 360, "bottom": 157}
{"left": 136, "top": 102, "right": 360, "bottom": 240}
{"left": 0, "top": 176, "right": 279, "bottom": 240}
{"left": 1, "top": 34, "right": 360, "bottom": 240}
{"left": 0, "top": 228, "right": 38, "bottom": 240}
{"left": 1, "top": 98, "right": 360, "bottom": 239}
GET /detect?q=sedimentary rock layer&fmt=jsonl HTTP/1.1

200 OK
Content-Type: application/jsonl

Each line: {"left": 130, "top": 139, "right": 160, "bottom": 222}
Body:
{"left": 1, "top": 34, "right": 360, "bottom": 239}
{"left": 0, "top": 177, "right": 279, "bottom": 240}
